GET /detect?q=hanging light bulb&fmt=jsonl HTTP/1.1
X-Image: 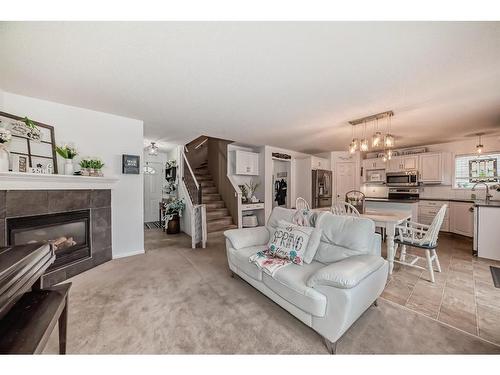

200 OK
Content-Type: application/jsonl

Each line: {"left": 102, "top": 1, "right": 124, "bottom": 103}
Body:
{"left": 372, "top": 118, "right": 382, "bottom": 147}
{"left": 476, "top": 134, "right": 484, "bottom": 154}
{"left": 387, "top": 149, "right": 393, "bottom": 160}
{"left": 382, "top": 153, "right": 388, "bottom": 162}
{"left": 360, "top": 121, "right": 369, "bottom": 151}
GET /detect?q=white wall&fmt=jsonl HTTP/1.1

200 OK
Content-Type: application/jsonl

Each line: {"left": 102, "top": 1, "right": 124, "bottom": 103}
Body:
{"left": 361, "top": 136, "right": 500, "bottom": 200}
{"left": 0, "top": 91, "right": 145, "bottom": 259}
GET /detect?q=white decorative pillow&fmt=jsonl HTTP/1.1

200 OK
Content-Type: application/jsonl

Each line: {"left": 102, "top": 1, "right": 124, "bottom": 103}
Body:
{"left": 267, "top": 220, "right": 315, "bottom": 265}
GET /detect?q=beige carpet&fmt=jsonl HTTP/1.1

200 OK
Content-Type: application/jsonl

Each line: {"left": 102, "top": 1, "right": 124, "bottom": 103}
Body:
{"left": 43, "top": 230, "right": 500, "bottom": 354}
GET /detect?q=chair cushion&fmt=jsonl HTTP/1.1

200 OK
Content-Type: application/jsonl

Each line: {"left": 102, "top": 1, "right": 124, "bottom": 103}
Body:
{"left": 313, "top": 213, "right": 376, "bottom": 263}
{"left": 262, "top": 261, "right": 327, "bottom": 317}
{"left": 307, "top": 255, "right": 386, "bottom": 289}
{"left": 227, "top": 245, "right": 265, "bottom": 281}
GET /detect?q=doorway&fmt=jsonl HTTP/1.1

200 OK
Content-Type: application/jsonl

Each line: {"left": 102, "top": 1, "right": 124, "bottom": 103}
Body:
{"left": 144, "top": 161, "right": 164, "bottom": 223}
{"left": 335, "top": 161, "right": 356, "bottom": 202}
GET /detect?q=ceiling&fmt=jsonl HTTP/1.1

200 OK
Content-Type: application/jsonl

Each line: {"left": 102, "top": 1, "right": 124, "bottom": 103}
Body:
{"left": 1, "top": 21, "right": 500, "bottom": 154}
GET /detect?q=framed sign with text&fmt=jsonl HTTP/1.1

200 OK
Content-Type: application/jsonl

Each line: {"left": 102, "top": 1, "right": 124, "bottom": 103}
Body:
{"left": 122, "top": 154, "right": 140, "bottom": 174}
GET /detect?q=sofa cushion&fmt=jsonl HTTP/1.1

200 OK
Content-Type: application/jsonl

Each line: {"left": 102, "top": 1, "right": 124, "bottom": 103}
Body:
{"left": 307, "top": 255, "right": 386, "bottom": 289}
{"left": 314, "top": 213, "right": 376, "bottom": 263}
{"left": 262, "top": 261, "right": 327, "bottom": 317}
{"left": 227, "top": 245, "right": 265, "bottom": 281}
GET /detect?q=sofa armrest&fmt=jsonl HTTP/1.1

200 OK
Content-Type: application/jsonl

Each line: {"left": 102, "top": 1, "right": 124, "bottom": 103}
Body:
{"left": 371, "top": 233, "right": 382, "bottom": 257}
{"left": 307, "top": 255, "right": 386, "bottom": 289}
{"left": 224, "top": 226, "right": 270, "bottom": 250}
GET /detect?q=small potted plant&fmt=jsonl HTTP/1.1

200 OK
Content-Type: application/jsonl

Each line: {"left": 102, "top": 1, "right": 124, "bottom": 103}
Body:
{"left": 245, "top": 180, "right": 261, "bottom": 203}
{"left": 0, "top": 127, "right": 12, "bottom": 172}
{"left": 239, "top": 184, "right": 249, "bottom": 203}
{"left": 56, "top": 144, "right": 78, "bottom": 175}
{"left": 89, "top": 159, "right": 105, "bottom": 177}
{"left": 79, "top": 158, "right": 91, "bottom": 176}
{"left": 163, "top": 198, "right": 185, "bottom": 234}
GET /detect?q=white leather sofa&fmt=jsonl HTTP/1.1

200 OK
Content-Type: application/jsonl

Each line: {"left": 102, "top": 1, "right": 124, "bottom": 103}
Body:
{"left": 224, "top": 207, "right": 388, "bottom": 353}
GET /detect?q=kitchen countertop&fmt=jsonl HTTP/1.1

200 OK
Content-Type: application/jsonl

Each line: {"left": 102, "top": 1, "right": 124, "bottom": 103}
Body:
{"left": 365, "top": 197, "right": 500, "bottom": 207}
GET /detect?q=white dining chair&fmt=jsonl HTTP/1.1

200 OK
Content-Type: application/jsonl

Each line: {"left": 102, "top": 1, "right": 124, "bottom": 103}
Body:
{"left": 330, "top": 202, "right": 360, "bottom": 217}
{"left": 394, "top": 204, "right": 447, "bottom": 283}
{"left": 295, "top": 197, "right": 310, "bottom": 210}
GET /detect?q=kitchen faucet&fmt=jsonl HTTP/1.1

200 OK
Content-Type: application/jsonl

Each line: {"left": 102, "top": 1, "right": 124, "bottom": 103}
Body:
{"left": 472, "top": 182, "right": 493, "bottom": 202}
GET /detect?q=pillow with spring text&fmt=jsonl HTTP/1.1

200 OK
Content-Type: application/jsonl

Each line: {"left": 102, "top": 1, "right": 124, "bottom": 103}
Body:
{"left": 267, "top": 220, "right": 315, "bottom": 265}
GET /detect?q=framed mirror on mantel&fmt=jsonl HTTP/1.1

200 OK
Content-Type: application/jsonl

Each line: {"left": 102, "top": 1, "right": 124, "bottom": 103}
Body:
{"left": 0, "top": 111, "right": 58, "bottom": 174}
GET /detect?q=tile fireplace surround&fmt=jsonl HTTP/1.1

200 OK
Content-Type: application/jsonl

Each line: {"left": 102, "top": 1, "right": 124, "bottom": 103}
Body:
{"left": 0, "top": 189, "right": 112, "bottom": 286}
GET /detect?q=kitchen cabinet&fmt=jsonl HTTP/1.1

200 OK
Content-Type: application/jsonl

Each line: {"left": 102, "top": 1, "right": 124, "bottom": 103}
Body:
{"left": 419, "top": 200, "right": 450, "bottom": 232}
{"left": 449, "top": 201, "right": 474, "bottom": 237}
{"left": 386, "top": 155, "right": 418, "bottom": 172}
{"left": 418, "top": 152, "right": 452, "bottom": 184}
{"left": 362, "top": 158, "right": 386, "bottom": 170}
{"left": 235, "top": 150, "right": 259, "bottom": 175}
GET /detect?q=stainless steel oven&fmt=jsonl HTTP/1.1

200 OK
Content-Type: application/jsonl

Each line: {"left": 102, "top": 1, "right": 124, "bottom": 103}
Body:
{"left": 386, "top": 171, "right": 419, "bottom": 187}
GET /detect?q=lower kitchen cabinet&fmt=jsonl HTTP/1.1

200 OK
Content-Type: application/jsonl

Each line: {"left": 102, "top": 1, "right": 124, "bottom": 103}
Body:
{"left": 449, "top": 201, "right": 474, "bottom": 237}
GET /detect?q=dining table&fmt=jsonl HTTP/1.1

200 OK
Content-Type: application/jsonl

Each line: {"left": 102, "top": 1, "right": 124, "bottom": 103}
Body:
{"left": 360, "top": 210, "right": 412, "bottom": 274}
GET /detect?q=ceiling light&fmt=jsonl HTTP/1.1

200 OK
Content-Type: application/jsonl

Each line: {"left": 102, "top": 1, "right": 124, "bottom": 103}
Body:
{"left": 476, "top": 134, "right": 484, "bottom": 154}
{"left": 349, "top": 139, "right": 358, "bottom": 154}
{"left": 149, "top": 142, "right": 159, "bottom": 156}
{"left": 384, "top": 134, "right": 394, "bottom": 148}
{"left": 360, "top": 138, "right": 369, "bottom": 152}
{"left": 387, "top": 149, "right": 393, "bottom": 160}
{"left": 372, "top": 131, "right": 382, "bottom": 148}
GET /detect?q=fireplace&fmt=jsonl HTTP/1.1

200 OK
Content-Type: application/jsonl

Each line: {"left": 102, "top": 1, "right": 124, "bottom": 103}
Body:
{"left": 7, "top": 210, "right": 91, "bottom": 271}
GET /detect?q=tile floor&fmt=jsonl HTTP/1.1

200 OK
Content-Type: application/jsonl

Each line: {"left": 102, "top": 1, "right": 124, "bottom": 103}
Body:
{"left": 381, "top": 232, "right": 500, "bottom": 345}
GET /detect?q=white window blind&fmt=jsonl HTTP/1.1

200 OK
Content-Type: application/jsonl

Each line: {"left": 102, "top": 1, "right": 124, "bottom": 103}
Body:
{"left": 454, "top": 153, "right": 500, "bottom": 188}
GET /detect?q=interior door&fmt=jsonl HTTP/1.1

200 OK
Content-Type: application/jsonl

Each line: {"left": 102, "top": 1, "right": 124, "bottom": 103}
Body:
{"left": 144, "top": 162, "right": 164, "bottom": 223}
{"left": 335, "top": 162, "right": 356, "bottom": 201}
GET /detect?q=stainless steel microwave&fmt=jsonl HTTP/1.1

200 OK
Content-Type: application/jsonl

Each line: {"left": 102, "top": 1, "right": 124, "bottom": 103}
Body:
{"left": 386, "top": 171, "right": 419, "bottom": 186}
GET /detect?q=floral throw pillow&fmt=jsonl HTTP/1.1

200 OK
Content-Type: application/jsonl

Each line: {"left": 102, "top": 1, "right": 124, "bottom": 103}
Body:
{"left": 267, "top": 220, "right": 314, "bottom": 265}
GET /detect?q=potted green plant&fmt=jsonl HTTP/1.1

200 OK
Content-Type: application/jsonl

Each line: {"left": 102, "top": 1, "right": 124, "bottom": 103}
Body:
{"left": 163, "top": 198, "right": 185, "bottom": 234}
{"left": 55, "top": 144, "right": 78, "bottom": 175}
{"left": 79, "top": 158, "right": 91, "bottom": 176}
{"left": 89, "top": 159, "right": 105, "bottom": 177}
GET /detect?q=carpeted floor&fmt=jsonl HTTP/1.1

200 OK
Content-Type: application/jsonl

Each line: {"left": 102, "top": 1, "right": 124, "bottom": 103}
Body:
{"left": 43, "top": 230, "right": 500, "bottom": 354}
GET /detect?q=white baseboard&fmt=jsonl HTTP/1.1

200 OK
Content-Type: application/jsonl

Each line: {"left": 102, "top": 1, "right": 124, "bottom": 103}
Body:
{"left": 112, "top": 249, "right": 145, "bottom": 259}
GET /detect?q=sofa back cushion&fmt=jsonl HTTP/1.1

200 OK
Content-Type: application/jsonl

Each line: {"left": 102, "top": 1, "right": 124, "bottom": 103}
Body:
{"left": 266, "top": 207, "right": 323, "bottom": 264}
{"left": 313, "top": 213, "right": 376, "bottom": 263}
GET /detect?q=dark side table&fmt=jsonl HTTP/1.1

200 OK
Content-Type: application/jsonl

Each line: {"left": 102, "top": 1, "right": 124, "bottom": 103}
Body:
{"left": 0, "top": 282, "right": 72, "bottom": 354}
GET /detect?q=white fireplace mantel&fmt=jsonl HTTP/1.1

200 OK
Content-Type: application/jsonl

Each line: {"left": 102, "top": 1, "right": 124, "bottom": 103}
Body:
{"left": 0, "top": 172, "right": 120, "bottom": 190}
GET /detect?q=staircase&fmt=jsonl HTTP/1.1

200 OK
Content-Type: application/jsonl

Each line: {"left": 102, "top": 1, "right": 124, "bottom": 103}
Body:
{"left": 194, "top": 162, "right": 237, "bottom": 233}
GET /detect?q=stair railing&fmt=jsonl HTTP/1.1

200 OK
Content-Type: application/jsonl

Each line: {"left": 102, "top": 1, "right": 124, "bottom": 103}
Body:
{"left": 181, "top": 150, "right": 206, "bottom": 248}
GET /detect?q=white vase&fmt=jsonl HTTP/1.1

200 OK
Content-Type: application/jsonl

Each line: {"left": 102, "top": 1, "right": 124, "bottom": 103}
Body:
{"left": 0, "top": 144, "right": 10, "bottom": 172}
{"left": 64, "top": 159, "right": 74, "bottom": 175}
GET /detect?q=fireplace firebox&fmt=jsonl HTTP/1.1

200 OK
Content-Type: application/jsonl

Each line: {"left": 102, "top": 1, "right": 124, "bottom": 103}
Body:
{"left": 7, "top": 210, "right": 91, "bottom": 271}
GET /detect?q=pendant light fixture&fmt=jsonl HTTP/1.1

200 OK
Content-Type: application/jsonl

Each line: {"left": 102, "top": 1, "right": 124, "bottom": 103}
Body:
{"left": 476, "top": 133, "right": 484, "bottom": 154}
{"left": 148, "top": 141, "right": 159, "bottom": 156}
{"left": 360, "top": 121, "right": 369, "bottom": 152}
{"left": 384, "top": 115, "right": 395, "bottom": 148}
{"left": 349, "top": 124, "right": 359, "bottom": 154}
{"left": 372, "top": 118, "right": 382, "bottom": 148}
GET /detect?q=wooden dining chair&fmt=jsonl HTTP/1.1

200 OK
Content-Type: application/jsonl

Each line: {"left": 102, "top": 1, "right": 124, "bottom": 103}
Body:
{"left": 330, "top": 201, "right": 360, "bottom": 217}
{"left": 394, "top": 204, "right": 447, "bottom": 283}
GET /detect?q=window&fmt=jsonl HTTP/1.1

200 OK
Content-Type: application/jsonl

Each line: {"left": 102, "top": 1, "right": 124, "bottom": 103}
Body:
{"left": 454, "top": 153, "right": 500, "bottom": 189}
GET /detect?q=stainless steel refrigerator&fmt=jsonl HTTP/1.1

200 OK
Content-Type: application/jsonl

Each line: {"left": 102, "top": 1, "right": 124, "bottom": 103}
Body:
{"left": 312, "top": 169, "right": 332, "bottom": 208}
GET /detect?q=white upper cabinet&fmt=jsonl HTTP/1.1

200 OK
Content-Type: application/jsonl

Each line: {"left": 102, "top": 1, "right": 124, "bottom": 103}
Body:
{"left": 311, "top": 156, "right": 330, "bottom": 170}
{"left": 235, "top": 150, "right": 259, "bottom": 175}
{"left": 386, "top": 155, "right": 418, "bottom": 172}
{"left": 418, "top": 152, "right": 451, "bottom": 184}
{"left": 362, "top": 158, "right": 385, "bottom": 170}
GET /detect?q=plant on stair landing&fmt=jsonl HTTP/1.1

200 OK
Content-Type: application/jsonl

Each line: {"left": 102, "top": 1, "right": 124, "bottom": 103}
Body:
{"left": 163, "top": 198, "right": 185, "bottom": 234}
